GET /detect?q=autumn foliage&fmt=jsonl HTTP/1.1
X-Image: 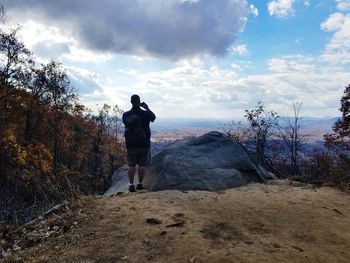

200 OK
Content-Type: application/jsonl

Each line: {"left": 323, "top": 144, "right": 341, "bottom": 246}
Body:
{"left": 0, "top": 10, "right": 125, "bottom": 223}
{"left": 318, "top": 84, "right": 350, "bottom": 190}
{"left": 324, "top": 84, "right": 350, "bottom": 151}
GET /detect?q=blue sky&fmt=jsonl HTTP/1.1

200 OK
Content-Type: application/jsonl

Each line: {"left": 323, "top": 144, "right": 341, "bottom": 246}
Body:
{"left": 3, "top": 0, "right": 350, "bottom": 119}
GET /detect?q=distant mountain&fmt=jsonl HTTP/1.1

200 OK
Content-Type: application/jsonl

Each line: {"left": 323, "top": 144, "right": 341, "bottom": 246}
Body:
{"left": 151, "top": 117, "right": 338, "bottom": 143}
{"left": 152, "top": 118, "right": 228, "bottom": 132}
{"left": 299, "top": 117, "right": 337, "bottom": 140}
{"left": 152, "top": 117, "right": 337, "bottom": 133}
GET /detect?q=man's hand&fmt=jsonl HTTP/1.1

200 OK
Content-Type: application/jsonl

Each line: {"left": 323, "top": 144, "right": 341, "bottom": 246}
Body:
{"left": 141, "top": 102, "right": 149, "bottom": 110}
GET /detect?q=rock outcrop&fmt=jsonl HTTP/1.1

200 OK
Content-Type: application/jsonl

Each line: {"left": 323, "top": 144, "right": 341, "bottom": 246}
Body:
{"left": 104, "top": 131, "right": 274, "bottom": 195}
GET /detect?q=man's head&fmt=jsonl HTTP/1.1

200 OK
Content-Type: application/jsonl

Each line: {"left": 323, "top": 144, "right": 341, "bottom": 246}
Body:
{"left": 131, "top": 94, "right": 140, "bottom": 107}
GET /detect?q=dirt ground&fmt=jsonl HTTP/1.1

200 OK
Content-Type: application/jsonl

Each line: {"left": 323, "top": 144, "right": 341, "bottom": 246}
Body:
{"left": 3, "top": 180, "right": 350, "bottom": 263}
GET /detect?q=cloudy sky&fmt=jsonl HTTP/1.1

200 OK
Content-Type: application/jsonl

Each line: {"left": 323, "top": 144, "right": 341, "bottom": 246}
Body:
{"left": 3, "top": 0, "right": 350, "bottom": 119}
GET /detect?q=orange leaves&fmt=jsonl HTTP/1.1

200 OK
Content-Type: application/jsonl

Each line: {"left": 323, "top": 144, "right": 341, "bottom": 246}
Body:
{"left": 0, "top": 127, "right": 52, "bottom": 180}
{"left": 24, "top": 142, "right": 53, "bottom": 178}
{"left": 0, "top": 127, "right": 27, "bottom": 167}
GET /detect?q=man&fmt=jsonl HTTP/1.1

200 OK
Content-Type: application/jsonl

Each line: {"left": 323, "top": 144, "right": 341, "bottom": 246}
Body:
{"left": 122, "top": 94, "right": 156, "bottom": 192}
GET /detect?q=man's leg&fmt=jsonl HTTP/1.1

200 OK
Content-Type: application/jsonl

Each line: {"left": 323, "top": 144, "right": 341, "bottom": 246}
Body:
{"left": 128, "top": 166, "right": 136, "bottom": 185}
{"left": 127, "top": 149, "right": 137, "bottom": 192}
{"left": 136, "top": 148, "right": 149, "bottom": 190}
{"left": 136, "top": 166, "right": 146, "bottom": 190}
{"left": 128, "top": 166, "right": 137, "bottom": 192}
{"left": 138, "top": 166, "right": 146, "bottom": 184}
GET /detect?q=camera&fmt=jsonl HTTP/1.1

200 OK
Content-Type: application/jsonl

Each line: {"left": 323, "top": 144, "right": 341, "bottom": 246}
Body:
{"left": 140, "top": 102, "right": 146, "bottom": 108}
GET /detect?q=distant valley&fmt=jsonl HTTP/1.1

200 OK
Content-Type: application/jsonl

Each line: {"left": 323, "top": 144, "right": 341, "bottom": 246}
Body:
{"left": 149, "top": 117, "right": 338, "bottom": 156}
{"left": 151, "top": 117, "right": 338, "bottom": 141}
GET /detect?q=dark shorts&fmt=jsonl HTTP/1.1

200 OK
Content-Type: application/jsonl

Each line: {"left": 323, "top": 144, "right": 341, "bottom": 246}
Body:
{"left": 127, "top": 147, "right": 151, "bottom": 167}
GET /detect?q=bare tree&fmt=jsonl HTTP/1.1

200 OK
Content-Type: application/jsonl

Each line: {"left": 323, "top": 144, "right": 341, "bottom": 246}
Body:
{"left": 0, "top": 5, "right": 6, "bottom": 24}
{"left": 277, "top": 102, "right": 304, "bottom": 177}
{"left": 112, "top": 105, "right": 124, "bottom": 144}
{"left": 221, "top": 120, "right": 252, "bottom": 144}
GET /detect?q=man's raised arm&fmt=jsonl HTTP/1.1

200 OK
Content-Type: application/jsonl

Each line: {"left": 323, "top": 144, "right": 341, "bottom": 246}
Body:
{"left": 142, "top": 103, "right": 156, "bottom": 122}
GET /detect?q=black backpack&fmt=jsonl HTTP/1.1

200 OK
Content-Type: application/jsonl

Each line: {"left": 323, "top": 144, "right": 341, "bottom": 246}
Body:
{"left": 124, "top": 113, "right": 147, "bottom": 145}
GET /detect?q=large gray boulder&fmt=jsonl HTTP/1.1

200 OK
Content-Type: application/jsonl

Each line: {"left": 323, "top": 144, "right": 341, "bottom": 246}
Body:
{"left": 104, "top": 131, "right": 274, "bottom": 195}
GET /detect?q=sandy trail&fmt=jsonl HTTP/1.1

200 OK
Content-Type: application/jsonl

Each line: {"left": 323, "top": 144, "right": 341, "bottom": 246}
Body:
{"left": 9, "top": 180, "right": 350, "bottom": 263}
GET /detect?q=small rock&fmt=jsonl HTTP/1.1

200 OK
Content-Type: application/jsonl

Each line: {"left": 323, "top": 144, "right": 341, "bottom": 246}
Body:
{"left": 63, "top": 225, "right": 70, "bottom": 233}
{"left": 271, "top": 242, "right": 281, "bottom": 248}
{"left": 292, "top": 245, "right": 304, "bottom": 252}
{"left": 27, "top": 230, "right": 43, "bottom": 243}
{"left": 121, "top": 255, "right": 128, "bottom": 260}
{"left": 9, "top": 257, "right": 24, "bottom": 263}
{"left": 332, "top": 208, "right": 345, "bottom": 216}
{"left": 166, "top": 222, "right": 184, "bottom": 227}
{"left": 167, "top": 213, "right": 185, "bottom": 227}
{"left": 160, "top": 230, "right": 167, "bottom": 236}
{"left": 13, "top": 244, "right": 21, "bottom": 251}
{"left": 146, "top": 218, "right": 163, "bottom": 225}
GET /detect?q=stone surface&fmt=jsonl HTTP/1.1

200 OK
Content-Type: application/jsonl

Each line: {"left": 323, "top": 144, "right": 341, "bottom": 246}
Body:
{"left": 104, "top": 131, "right": 274, "bottom": 195}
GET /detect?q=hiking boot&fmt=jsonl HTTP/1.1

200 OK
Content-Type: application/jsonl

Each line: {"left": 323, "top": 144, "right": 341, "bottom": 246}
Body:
{"left": 136, "top": 183, "right": 144, "bottom": 190}
{"left": 129, "top": 185, "right": 136, "bottom": 192}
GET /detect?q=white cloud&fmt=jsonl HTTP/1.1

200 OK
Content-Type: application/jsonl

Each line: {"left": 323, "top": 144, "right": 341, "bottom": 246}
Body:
{"left": 117, "top": 69, "right": 141, "bottom": 76}
{"left": 268, "top": 56, "right": 315, "bottom": 72}
{"left": 76, "top": 54, "right": 350, "bottom": 118}
{"left": 321, "top": 12, "right": 345, "bottom": 31}
{"left": 67, "top": 67, "right": 103, "bottom": 94}
{"left": 247, "top": 56, "right": 349, "bottom": 115}
{"left": 268, "top": 0, "right": 295, "bottom": 17}
{"left": 10, "top": 20, "right": 114, "bottom": 63}
{"left": 336, "top": 0, "right": 350, "bottom": 11}
{"left": 92, "top": 63, "right": 245, "bottom": 118}
{"left": 230, "top": 63, "right": 243, "bottom": 71}
{"left": 79, "top": 90, "right": 111, "bottom": 111}
{"left": 15, "top": 20, "right": 71, "bottom": 50}
{"left": 63, "top": 46, "right": 113, "bottom": 63}
{"left": 231, "top": 44, "right": 250, "bottom": 55}
{"left": 321, "top": 10, "right": 350, "bottom": 64}
{"left": 32, "top": 42, "right": 70, "bottom": 59}
{"left": 250, "top": 4, "right": 259, "bottom": 17}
